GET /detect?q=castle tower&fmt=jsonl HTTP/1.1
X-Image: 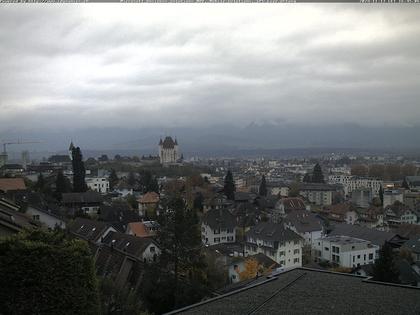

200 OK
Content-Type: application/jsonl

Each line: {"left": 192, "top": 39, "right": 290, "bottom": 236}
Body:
{"left": 158, "top": 136, "right": 179, "bottom": 164}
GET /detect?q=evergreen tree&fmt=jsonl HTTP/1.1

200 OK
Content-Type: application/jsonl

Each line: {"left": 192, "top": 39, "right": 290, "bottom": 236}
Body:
{"left": 72, "top": 147, "right": 87, "bottom": 193}
{"left": 141, "top": 196, "right": 207, "bottom": 313}
{"left": 224, "top": 170, "right": 235, "bottom": 200}
{"left": 193, "top": 192, "right": 204, "bottom": 211}
{"left": 379, "top": 186, "right": 384, "bottom": 206}
{"left": 55, "top": 170, "right": 70, "bottom": 201}
{"left": 303, "top": 172, "right": 312, "bottom": 183}
{"left": 34, "top": 173, "right": 45, "bottom": 193}
{"left": 259, "top": 175, "right": 267, "bottom": 197}
{"left": 148, "top": 176, "right": 159, "bottom": 193}
{"left": 127, "top": 171, "right": 136, "bottom": 187}
{"left": 108, "top": 169, "right": 118, "bottom": 191}
{"left": 372, "top": 242, "right": 400, "bottom": 283}
{"left": 311, "top": 163, "right": 325, "bottom": 183}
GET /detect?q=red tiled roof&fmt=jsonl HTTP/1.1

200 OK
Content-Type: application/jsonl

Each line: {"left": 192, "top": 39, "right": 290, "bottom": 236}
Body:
{"left": 138, "top": 192, "right": 159, "bottom": 204}
{"left": 0, "top": 178, "right": 26, "bottom": 192}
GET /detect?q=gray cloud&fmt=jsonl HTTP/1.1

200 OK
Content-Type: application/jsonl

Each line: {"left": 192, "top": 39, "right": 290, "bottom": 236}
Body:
{"left": 1, "top": 4, "right": 420, "bottom": 137}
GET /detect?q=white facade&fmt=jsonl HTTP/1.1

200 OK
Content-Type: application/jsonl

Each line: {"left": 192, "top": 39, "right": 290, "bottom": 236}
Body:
{"left": 201, "top": 224, "right": 236, "bottom": 246}
{"left": 245, "top": 237, "right": 303, "bottom": 268}
{"left": 86, "top": 177, "right": 109, "bottom": 194}
{"left": 158, "top": 136, "right": 179, "bottom": 164}
{"left": 313, "top": 235, "right": 379, "bottom": 268}
{"left": 328, "top": 175, "right": 382, "bottom": 197}
{"left": 26, "top": 206, "right": 66, "bottom": 229}
{"left": 299, "top": 190, "right": 332, "bottom": 206}
{"left": 383, "top": 189, "right": 404, "bottom": 208}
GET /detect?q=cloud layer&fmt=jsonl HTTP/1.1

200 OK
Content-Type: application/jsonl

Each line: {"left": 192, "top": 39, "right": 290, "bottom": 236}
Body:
{"left": 1, "top": 4, "right": 420, "bottom": 134}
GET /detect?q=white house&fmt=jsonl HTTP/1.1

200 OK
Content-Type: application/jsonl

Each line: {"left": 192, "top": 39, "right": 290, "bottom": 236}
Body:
{"left": 298, "top": 183, "right": 335, "bottom": 206}
{"left": 86, "top": 177, "right": 109, "bottom": 194}
{"left": 283, "top": 210, "right": 324, "bottom": 245}
{"left": 328, "top": 175, "right": 382, "bottom": 197}
{"left": 313, "top": 235, "right": 378, "bottom": 268}
{"left": 245, "top": 222, "right": 304, "bottom": 268}
{"left": 201, "top": 208, "right": 236, "bottom": 245}
{"left": 26, "top": 206, "right": 66, "bottom": 229}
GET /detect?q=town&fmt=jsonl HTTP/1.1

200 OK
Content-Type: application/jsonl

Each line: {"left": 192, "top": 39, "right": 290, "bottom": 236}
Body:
{"left": 1, "top": 136, "right": 420, "bottom": 314}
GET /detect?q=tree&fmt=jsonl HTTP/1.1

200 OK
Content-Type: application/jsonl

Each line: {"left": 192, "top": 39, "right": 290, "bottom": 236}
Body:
{"left": 128, "top": 171, "right": 136, "bottom": 187}
{"left": 34, "top": 173, "right": 46, "bottom": 193}
{"left": 385, "top": 164, "right": 401, "bottom": 181}
{"left": 55, "top": 170, "right": 70, "bottom": 201}
{"left": 368, "top": 164, "right": 385, "bottom": 178}
{"left": 193, "top": 192, "right": 204, "bottom": 212}
{"left": 311, "top": 163, "right": 325, "bottom": 183}
{"left": 72, "top": 147, "right": 87, "bottom": 193}
{"left": 288, "top": 181, "right": 300, "bottom": 197}
{"left": 224, "top": 170, "right": 235, "bottom": 200}
{"left": 302, "top": 172, "right": 312, "bottom": 183}
{"left": 239, "top": 258, "right": 260, "bottom": 281}
{"left": 351, "top": 164, "right": 368, "bottom": 176}
{"left": 141, "top": 196, "right": 207, "bottom": 313}
{"left": 259, "top": 175, "right": 267, "bottom": 197}
{"left": 372, "top": 242, "right": 400, "bottom": 284}
{"left": 0, "top": 229, "right": 100, "bottom": 314}
{"left": 378, "top": 186, "right": 384, "bottom": 206}
{"left": 109, "top": 169, "right": 119, "bottom": 191}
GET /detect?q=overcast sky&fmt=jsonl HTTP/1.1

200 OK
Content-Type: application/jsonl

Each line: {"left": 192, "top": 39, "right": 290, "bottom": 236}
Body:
{"left": 1, "top": 4, "right": 420, "bottom": 135}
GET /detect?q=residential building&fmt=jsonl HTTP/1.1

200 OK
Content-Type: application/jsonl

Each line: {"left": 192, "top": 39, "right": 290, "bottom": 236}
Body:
{"left": 406, "top": 176, "right": 420, "bottom": 190}
{"left": 0, "top": 198, "right": 38, "bottom": 236}
{"left": 158, "top": 136, "right": 179, "bottom": 164}
{"left": 245, "top": 222, "right": 303, "bottom": 268}
{"left": 385, "top": 202, "right": 420, "bottom": 226}
{"left": 328, "top": 223, "right": 404, "bottom": 248}
{"left": 328, "top": 175, "right": 382, "bottom": 197}
{"left": 266, "top": 181, "right": 289, "bottom": 197}
{"left": 69, "top": 217, "right": 116, "bottom": 244}
{"left": 401, "top": 238, "right": 420, "bottom": 263}
{"left": 25, "top": 205, "right": 66, "bottom": 229}
{"left": 126, "top": 221, "right": 159, "bottom": 238}
{"left": 272, "top": 197, "right": 306, "bottom": 223}
{"left": 137, "top": 192, "right": 160, "bottom": 217}
{"left": 62, "top": 191, "right": 103, "bottom": 215}
{"left": 298, "top": 183, "right": 335, "bottom": 206}
{"left": 283, "top": 210, "right": 324, "bottom": 245}
{"left": 102, "top": 231, "right": 160, "bottom": 263}
{"left": 201, "top": 208, "right": 236, "bottom": 245}
{"left": 313, "top": 235, "right": 378, "bottom": 268}
{"left": 321, "top": 203, "right": 358, "bottom": 224}
{"left": 86, "top": 177, "right": 109, "bottom": 194}
{"left": 351, "top": 189, "right": 372, "bottom": 208}
{"left": 383, "top": 189, "right": 404, "bottom": 208}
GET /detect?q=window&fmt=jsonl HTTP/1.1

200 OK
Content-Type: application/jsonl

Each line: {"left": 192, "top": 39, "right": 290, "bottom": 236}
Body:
{"left": 227, "top": 236, "right": 234, "bottom": 242}
{"left": 357, "top": 255, "right": 360, "bottom": 259}
{"left": 279, "top": 251, "right": 285, "bottom": 256}
{"left": 280, "top": 260, "right": 285, "bottom": 266}
{"left": 294, "top": 258, "right": 300, "bottom": 263}
{"left": 33, "top": 215, "right": 40, "bottom": 221}
{"left": 214, "top": 238, "right": 220, "bottom": 243}
{"left": 150, "top": 246, "right": 155, "bottom": 253}
{"left": 214, "top": 229, "right": 220, "bottom": 234}
{"left": 364, "top": 254, "right": 366, "bottom": 260}
{"left": 294, "top": 249, "right": 300, "bottom": 255}
{"left": 369, "top": 253, "right": 373, "bottom": 260}
{"left": 294, "top": 240, "right": 299, "bottom": 245}
{"left": 325, "top": 247, "right": 329, "bottom": 251}
{"left": 353, "top": 256, "right": 355, "bottom": 262}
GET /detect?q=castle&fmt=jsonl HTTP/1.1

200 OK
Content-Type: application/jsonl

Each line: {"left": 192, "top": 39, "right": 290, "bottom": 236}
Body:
{"left": 158, "top": 136, "right": 180, "bottom": 164}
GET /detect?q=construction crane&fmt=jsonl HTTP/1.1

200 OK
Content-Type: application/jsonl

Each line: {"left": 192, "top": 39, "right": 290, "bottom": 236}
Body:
{"left": 0, "top": 139, "right": 41, "bottom": 167}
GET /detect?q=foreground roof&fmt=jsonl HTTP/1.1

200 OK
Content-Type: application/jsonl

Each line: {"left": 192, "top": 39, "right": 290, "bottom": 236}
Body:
{"left": 167, "top": 268, "right": 420, "bottom": 315}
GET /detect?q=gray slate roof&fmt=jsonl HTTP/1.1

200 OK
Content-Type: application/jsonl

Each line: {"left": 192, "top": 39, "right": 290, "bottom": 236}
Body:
{"left": 284, "top": 210, "right": 323, "bottom": 233}
{"left": 168, "top": 268, "right": 420, "bottom": 315}
{"left": 101, "top": 231, "right": 156, "bottom": 258}
{"left": 329, "top": 223, "right": 397, "bottom": 247}
{"left": 69, "top": 217, "right": 111, "bottom": 242}
{"left": 202, "top": 208, "right": 236, "bottom": 230}
{"left": 246, "top": 222, "right": 302, "bottom": 243}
